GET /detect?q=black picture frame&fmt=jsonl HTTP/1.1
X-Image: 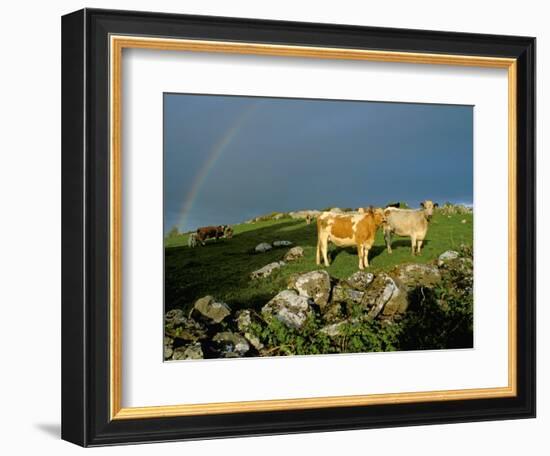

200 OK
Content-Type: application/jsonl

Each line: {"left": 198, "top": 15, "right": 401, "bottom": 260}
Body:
{"left": 62, "top": 8, "right": 536, "bottom": 447}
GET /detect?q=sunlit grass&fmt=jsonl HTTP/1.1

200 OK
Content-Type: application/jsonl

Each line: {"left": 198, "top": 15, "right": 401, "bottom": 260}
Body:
{"left": 164, "top": 212, "right": 473, "bottom": 313}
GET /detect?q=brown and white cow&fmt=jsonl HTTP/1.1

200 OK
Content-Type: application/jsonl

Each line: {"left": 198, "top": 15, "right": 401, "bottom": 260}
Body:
{"left": 195, "top": 225, "right": 232, "bottom": 246}
{"left": 316, "top": 207, "right": 386, "bottom": 270}
{"left": 383, "top": 200, "right": 438, "bottom": 255}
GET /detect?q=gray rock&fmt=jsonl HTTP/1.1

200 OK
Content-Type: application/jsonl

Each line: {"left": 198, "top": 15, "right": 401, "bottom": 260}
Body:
{"left": 288, "top": 210, "right": 321, "bottom": 220}
{"left": 361, "top": 273, "right": 408, "bottom": 318}
{"left": 255, "top": 242, "right": 273, "bottom": 253}
{"left": 273, "top": 240, "right": 293, "bottom": 247}
{"left": 164, "top": 336, "right": 174, "bottom": 360}
{"left": 284, "top": 246, "right": 304, "bottom": 262}
{"left": 172, "top": 343, "right": 204, "bottom": 360}
{"left": 345, "top": 271, "right": 374, "bottom": 290}
{"left": 331, "top": 284, "right": 365, "bottom": 305}
{"left": 165, "top": 316, "right": 207, "bottom": 341}
{"left": 262, "top": 290, "right": 313, "bottom": 329}
{"left": 244, "top": 332, "right": 264, "bottom": 351}
{"left": 320, "top": 320, "right": 349, "bottom": 337}
{"left": 391, "top": 263, "right": 441, "bottom": 290}
{"left": 193, "top": 296, "right": 231, "bottom": 324}
{"left": 250, "top": 261, "right": 285, "bottom": 279}
{"left": 288, "top": 270, "right": 331, "bottom": 309}
{"left": 438, "top": 250, "right": 460, "bottom": 266}
{"left": 212, "top": 332, "right": 250, "bottom": 357}
{"left": 164, "top": 345, "right": 174, "bottom": 360}
{"left": 235, "top": 310, "right": 253, "bottom": 332}
{"left": 165, "top": 308, "right": 186, "bottom": 326}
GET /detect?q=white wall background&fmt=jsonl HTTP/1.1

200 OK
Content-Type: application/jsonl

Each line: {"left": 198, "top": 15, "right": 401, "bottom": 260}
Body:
{"left": 0, "top": 0, "right": 545, "bottom": 454}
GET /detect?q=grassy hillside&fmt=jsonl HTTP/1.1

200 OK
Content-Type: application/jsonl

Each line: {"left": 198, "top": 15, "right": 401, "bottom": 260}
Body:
{"left": 165, "top": 212, "right": 473, "bottom": 312}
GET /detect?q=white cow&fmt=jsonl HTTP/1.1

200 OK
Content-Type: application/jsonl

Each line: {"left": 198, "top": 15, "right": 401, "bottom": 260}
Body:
{"left": 383, "top": 200, "right": 438, "bottom": 255}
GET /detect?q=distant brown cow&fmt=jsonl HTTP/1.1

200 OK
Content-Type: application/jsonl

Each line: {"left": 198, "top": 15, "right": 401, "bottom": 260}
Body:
{"left": 316, "top": 207, "right": 386, "bottom": 270}
{"left": 194, "top": 225, "right": 233, "bottom": 246}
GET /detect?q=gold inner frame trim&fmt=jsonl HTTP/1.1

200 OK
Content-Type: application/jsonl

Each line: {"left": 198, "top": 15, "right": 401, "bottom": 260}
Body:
{"left": 109, "top": 35, "right": 518, "bottom": 421}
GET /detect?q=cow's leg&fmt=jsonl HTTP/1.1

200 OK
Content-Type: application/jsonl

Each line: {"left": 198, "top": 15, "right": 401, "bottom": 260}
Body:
{"left": 416, "top": 239, "right": 424, "bottom": 255}
{"left": 363, "top": 245, "right": 370, "bottom": 268}
{"left": 316, "top": 238, "right": 322, "bottom": 265}
{"left": 322, "top": 237, "right": 330, "bottom": 267}
{"left": 384, "top": 228, "right": 393, "bottom": 254}
{"left": 357, "top": 245, "right": 364, "bottom": 270}
{"left": 410, "top": 235, "right": 417, "bottom": 255}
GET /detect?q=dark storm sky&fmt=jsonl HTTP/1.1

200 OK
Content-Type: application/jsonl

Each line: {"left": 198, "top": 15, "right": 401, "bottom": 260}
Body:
{"left": 164, "top": 93, "right": 473, "bottom": 233}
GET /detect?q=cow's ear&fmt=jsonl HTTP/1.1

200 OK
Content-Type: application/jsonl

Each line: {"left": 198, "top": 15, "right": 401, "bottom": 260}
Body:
{"left": 420, "top": 202, "right": 425, "bottom": 208}
{"left": 434, "top": 203, "right": 439, "bottom": 208}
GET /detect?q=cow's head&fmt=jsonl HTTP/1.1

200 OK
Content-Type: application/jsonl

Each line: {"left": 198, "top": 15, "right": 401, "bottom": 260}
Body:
{"left": 372, "top": 207, "right": 387, "bottom": 226}
{"left": 420, "top": 200, "right": 438, "bottom": 219}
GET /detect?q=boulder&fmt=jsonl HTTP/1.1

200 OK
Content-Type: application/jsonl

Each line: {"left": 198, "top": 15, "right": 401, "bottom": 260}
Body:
{"left": 164, "top": 308, "right": 186, "bottom": 327}
{"left": 262, "top": 290, "right": 313, "bottom": 330}
{"left": 273, "top": 240, "right": 293, "bottom": 247}
{"left": 235, "top": 309, "right": 253, "bottom": 332}
{"left": 331, "top": 284, "right": 365, "bottom": 305}
{"left": 212, "top": 332, "right": 250, "bottom": 358}
{"left": 361, "top": 273, "right": 408, "bottom": 318}
{"left": 288, "top": 270, "right": 331, "bottom": 309}
{"left": 192, "top": 296, "right": 231, "bottom": 324}
{"left": 344, "top": 271, "right": 374, "bottom": 290}
{"left": 320, "top": 320, "right": 349, "bottom": 338}
{"left": 172, "top": 342, "right": 204, "bottom": 360}
{"left": 255, "top": 242, "right": 272, "bottom": 253}
{"left": 250, "top": 261, "right": 285, "bottom": 279}
{"left": 165, "top": 316, "right": 207, "bottom": 341}
{"left": 243, "top": 332, "right": 264, "bottom": 351}
{"left": 390, "top": 263, "right": 441, "bottom": 290}
{"left": 284, "top": 246, "right": 304, "bottom": 262}
{"left": 164, "top": 336, "right": 174, "bottom": 360}
{"left": 438, "top": 250, "right": 460, "bottom": 266}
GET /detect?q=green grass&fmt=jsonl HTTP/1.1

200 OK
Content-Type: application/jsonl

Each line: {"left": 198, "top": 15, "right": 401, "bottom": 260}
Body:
{"left": 165, "top": 212, "right": 473, "bottom": 313}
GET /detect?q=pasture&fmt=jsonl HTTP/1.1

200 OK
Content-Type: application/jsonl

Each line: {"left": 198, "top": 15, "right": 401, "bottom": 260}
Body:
{"left": 164, "top": 211, "right": 473, "bottom": 313}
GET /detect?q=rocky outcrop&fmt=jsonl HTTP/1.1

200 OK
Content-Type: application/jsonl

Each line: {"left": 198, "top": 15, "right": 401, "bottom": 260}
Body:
{"left": 164, "top": 336, "right": 174, "bottom": 360}
{"left": 250, "top": 261, "right": 285, "bottom": 279}
{"left": 331, "top": 284, "right": 365, "bottom": 306}
{"left": 438, "top": 250, "right": 459, "bottom": 266}
{"left": 164, "top": 247, "right": 473, "bottom": 360}
{"left": 391, "top": 263, "right": 441, "bottom": 290}
{"left": 284, "top": 246, "right": 304, "bottom": 262}
{"left": 212, "top": 332, "right": 250, "bottom": 358}
{"left": 344, "top": 271, "right": 374, "bottom": 290}
{"left": 288, "top": 270, "right": 331, "bottom": 309}
{"left": 192, "top": 296, "right": 231, "bottom": 324}
{"left": 361, "top": 273, "right": 408, "bottom": 318}
{"left": 262, "top": 290, "right": 313, "bottom": 329}
{"left": 172, "top": 342, "right": 204, "bottom": 360}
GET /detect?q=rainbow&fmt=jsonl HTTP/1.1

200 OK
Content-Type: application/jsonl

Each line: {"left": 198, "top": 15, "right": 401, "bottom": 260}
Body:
{"left": 177, "top": 102, "right": 260, "bottom": 231}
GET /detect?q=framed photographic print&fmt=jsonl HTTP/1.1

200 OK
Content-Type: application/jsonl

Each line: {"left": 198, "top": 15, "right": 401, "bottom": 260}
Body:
{"left": 61, "top": 8, "right": 536, "bottom": 447}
